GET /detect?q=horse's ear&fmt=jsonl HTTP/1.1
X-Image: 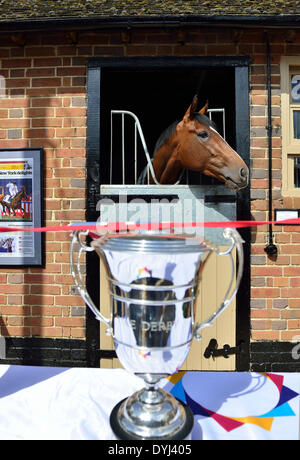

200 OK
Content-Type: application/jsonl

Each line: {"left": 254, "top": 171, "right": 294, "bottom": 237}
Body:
{"left": 190, "top": 95, "right": 198, "bottom": 114}
{"left": 199, "top": 100, "right": 209, "bottom": 115}
{"left": 183, "top": 95, "right": 198, "bottom": 121}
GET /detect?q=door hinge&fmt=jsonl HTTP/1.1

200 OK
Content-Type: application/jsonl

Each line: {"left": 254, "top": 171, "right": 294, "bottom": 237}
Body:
{"left": 204, "top": 339, "right": 244, "bottom": 360}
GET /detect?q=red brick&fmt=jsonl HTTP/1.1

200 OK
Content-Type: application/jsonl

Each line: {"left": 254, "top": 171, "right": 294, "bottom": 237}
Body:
{"left": 251, "top": 331, "right": 280, "bottom": 340}
{"left": 7, "top": 274, "right": 23, "bottom": 284}
{"left": 251, "top": 267, "right": 282, "bottom": 276}
{"left": 288, "top": 320, "right": 300, "bottom": 329}
{"left": 56, "top": 107, "right": 86, "bottom": 117}
{"left": 30, "top": 285, "right": 60, "bottom": 295}
{"left": 32, "top": 306, "right": 62, "bottom": 316}
{"left": 0, "top": 119, "right": 28, "bottom": 128}
{"left": 57, "top": 67, "right": 86, "bottom": 76}
{"left": 8, "top": 317, "right": 23, "bottom": 326}
{"left": 54, "top": 296, "right": 85, "bottom": 306}
{"left": 0, "top": 285, "right": 28, "bottom": 294}
{"left": 280, "top": 245, "right": 300, "bottom": 254}
{"left": 55, "top": 317, "right": 85, "bottom": 327}
{"left": 289, "top": 300, "right": 300, "bottom": 308}
{"left": 251, "top": 288, "right": 280, "bottom": 298}
{"left": 6, "top": 78, "right": 30, "bottom": 88}
{"left": 281, "top": 331, "right": 300, "bottom": 341}
{"left": 1, "top": 327, "right": 31, "bottom": 337}
{"left": 0, "top": 306, "right": 30, "bottom": 315}
{"left": 32, "top": 77, "right": 62, "bottom": 87}
{"left": 24, "top": 128, "right": 55, "bottom": 138}
{"left": 24, "top": 295, "right": 54, "bottom": 305}
{"left": 26, "top": 68, "right": 55, "bottom": 77}
{"left": 24, "top": 317, "right": 54, "bottom": 327}
{"left": 2, "top": 58, "right": 31, "bottom": 68}
{"left": 281, "top": 288, "right": 300, "bottom": 298}
{"left": 31, "top": 327, "right": 63, "bottom": 337}
{"left": 251, "top": 309, "right": 281, "bottom": 318}
{"left": 31, "top": 97, "right": 62, "bottom": 107}
{"left": 25, "top": 47, "right": 56, "bottom": 57}
{"left": 26, "top": 88, "right": 57, "bottom": 97}
{"left": 24, "top": 274, "right": 55, "bottom": 284}
{"left": 33, "top": 58, "right": 62, "bottom": 67}
{"left": 32, "top": 118, "right": 62, "bottom": 128}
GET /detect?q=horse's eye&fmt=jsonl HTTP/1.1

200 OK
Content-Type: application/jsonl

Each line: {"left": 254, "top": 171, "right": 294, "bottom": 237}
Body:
{"left": 197, "top": 130, "right": 210, "bottom": 140}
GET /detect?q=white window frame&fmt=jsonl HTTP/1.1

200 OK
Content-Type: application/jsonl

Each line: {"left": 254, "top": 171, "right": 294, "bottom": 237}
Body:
{"left": 280, "top": 56, "right": 300, "bottom": 196}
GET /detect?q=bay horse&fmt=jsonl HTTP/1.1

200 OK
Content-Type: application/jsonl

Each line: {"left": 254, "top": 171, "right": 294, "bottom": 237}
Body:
{"left": 144, "top": 95, "right": 249, "bottom": 190}
{"left": 1, "top": 188, "right": 28, "bottom": 217}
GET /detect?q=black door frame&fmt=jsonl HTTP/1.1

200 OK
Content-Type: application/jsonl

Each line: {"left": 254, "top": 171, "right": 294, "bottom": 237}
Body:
{"left": 86, "top": 56, "right": 251, "bottom": 370}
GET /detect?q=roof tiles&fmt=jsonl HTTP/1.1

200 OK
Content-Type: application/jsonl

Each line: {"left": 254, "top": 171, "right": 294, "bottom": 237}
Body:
{"left": 1, "top": 0, "right": 300, "bottom": 22}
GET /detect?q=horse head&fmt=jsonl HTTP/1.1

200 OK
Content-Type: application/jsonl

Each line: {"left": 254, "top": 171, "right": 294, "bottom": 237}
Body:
{"left": 176, "top": 95, "right": 249, "bottom": 190}
{"left": 20, "top": 186, "right": 28, "bottom": 200}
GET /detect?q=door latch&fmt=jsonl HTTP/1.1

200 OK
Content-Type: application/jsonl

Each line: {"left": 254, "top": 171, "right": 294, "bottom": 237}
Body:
{"left": 204, "top": 339, "right": 244, "bottom": 359}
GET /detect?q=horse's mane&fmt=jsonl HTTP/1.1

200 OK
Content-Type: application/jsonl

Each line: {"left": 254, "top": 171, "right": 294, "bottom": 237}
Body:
{"left": 153, "top": 113, "right": 217, "bottom": 155}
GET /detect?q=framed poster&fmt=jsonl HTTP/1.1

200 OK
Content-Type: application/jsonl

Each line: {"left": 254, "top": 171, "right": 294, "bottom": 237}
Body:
{"left": 0, "top": 148, "right": 43, "bottom": 266}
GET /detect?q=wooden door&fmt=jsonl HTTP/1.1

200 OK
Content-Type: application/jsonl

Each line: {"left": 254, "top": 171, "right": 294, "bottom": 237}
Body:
{"left": 99, "top": 247, "right": 236, "bottom": 371}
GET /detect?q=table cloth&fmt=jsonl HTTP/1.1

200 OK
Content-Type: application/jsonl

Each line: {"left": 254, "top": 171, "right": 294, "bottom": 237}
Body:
{"left": 0, "top": 365, "right": 299, "bottom": 440}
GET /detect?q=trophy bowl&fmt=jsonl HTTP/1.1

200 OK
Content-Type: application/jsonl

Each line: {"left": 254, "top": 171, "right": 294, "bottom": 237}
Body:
{"left": 70, "top": 228, "right": 244, "bottom": 440}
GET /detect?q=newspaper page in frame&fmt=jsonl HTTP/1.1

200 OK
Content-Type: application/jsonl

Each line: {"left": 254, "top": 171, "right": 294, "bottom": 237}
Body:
{"left": 0, "top": 149, "right": 42, "bottom": 266}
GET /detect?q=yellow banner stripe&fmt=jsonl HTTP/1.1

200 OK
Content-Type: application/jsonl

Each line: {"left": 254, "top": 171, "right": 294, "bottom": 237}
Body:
{"left": 0, "top": 164, "right": 24, "bottom": 170}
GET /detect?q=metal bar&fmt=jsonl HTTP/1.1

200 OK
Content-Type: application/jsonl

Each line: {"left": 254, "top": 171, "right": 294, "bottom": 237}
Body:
{"left": 110, "top": 110, "right": 113, "bottom": 185}
{"left": 122, "top": 113, "right": 125, "bottom": 185}
{"left": 207, "top": 108, "right": 226, "bottom": 140}
{"left": 264, "top": 32, "right": 278, "bottom": 256}
{"left": 107, "top": 277, "right": 197, "bottom": 291}
{"left": 113, "top": 337, "right": 193, "bottom": 353}
{"left": 111, "top": 110, "right": 160, "bottom": 185}
{"left": 134, "top": 122, "right": 137, "bottom": 184}
{"left": 110, "top": 292, "right": 195, "bottom": 306}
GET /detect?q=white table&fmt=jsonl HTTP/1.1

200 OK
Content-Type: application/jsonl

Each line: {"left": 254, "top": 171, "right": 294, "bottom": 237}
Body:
{"left": 0, "top": 365, "right": 299, "bottom": 440}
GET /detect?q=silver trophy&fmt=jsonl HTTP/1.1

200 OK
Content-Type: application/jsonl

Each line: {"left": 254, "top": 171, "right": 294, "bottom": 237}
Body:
{"left": 70, "top": 228, "right": 244, "bottom": 440}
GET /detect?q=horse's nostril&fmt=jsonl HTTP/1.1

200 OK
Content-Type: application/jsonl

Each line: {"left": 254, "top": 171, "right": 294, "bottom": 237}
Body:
{"left": 239, "top": 167, "right": 247, "bottom": 180}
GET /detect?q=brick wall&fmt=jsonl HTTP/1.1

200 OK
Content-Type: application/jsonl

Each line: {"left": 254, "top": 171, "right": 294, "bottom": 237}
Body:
{"left": 0, "top": 32, "right": 87, "bottom": 340}
{"left": 249, "top": 30, "right": 300, "bottom": 343}
{"left": 0, "top": 27, "right": 299, "bottom": 346}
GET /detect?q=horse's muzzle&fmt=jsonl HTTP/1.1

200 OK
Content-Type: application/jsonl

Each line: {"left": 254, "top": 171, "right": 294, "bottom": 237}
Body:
{"left": 225, "top": 166, "right": 249, "bottom": 190}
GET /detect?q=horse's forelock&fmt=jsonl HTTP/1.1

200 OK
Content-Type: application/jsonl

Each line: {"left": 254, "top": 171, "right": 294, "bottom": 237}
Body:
{"left": 191, "top": 113, "right": 217, "bottom": 131}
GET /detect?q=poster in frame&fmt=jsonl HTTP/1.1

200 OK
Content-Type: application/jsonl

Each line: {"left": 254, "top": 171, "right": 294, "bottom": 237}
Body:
{"left": 0, "top": 148, "right": 43, "bottom": 266}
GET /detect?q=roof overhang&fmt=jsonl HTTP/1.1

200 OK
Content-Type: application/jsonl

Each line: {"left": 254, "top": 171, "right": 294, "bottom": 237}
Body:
{"left": 1, "top": 15, "right": 300, "bottom": 33}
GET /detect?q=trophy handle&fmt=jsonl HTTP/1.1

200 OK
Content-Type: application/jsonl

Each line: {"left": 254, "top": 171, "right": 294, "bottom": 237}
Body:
{"left": 70, "top": 231, "right": 112, "bottom": 331}
{"left": 193, "top": 228, "right": 244, "bottom": 341}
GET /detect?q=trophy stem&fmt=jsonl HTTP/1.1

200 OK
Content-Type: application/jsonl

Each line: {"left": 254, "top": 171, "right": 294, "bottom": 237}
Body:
{"left": 136, "top": 372, "right": 168, "bottom": 387}
{"left": 138, "top": 386, "right": 163, "bottom": 405}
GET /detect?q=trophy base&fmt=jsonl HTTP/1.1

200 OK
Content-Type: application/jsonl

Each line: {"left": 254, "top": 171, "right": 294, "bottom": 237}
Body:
{"left": 110, "top": 388, "right": 194, "bottom": 440}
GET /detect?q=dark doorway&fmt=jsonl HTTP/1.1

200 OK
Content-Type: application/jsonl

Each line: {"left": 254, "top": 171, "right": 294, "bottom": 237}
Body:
{"left": 100, "top": 67, "right": 236, "bottom": 185}
{"left": 86, "top": 56, "right": 250, "bottom": 370}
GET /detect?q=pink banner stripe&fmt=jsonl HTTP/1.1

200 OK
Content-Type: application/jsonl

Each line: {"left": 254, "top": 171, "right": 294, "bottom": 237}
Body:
{"left": 0, "top": 217, "right": 299, "bottom": 233}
